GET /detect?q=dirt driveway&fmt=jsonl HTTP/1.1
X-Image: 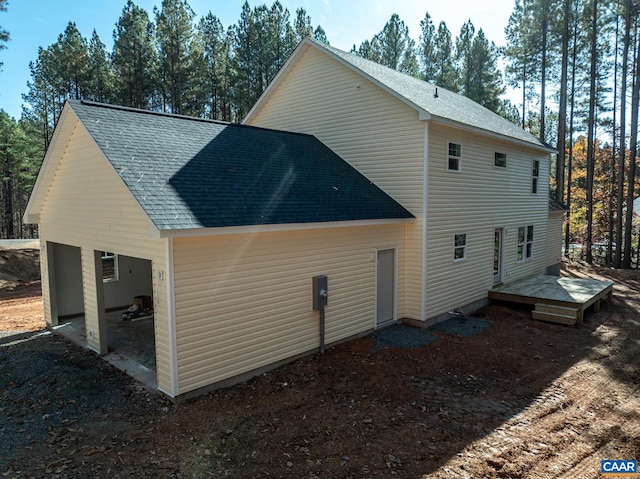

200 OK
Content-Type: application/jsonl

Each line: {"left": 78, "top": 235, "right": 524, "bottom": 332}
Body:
{"left": 1, "top": 260, "right": 639, "bottom": 478}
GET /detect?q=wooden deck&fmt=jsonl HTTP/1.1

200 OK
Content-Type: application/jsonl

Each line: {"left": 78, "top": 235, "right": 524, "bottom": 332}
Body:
{"left": 488, "top": 275, "right": 613, "bottom": 325}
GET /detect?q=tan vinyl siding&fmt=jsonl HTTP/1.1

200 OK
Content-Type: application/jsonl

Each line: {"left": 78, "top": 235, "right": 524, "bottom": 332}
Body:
{"left": 247, "top": 46, "right": 424, "bottom": 321}
{"left": 37, "top": 119, "right": 172, "bottom": 393}
{"left": 426, "top": 123, "right": 549, "bottom": 318}
{"left": 172, "top": 224, "right": 404, "bottom": 395}
{"left": 547, "top": 212, "right": 564, "bottom": 267}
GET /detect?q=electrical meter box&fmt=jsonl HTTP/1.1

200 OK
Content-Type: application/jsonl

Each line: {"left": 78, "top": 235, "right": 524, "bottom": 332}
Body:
{"left": 312, "top": 275, "right": 328, "bottom": 310}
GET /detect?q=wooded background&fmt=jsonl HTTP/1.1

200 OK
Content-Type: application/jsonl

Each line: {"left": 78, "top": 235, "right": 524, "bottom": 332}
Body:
{"left": 0, "top": 0, "right": 639, "bottom": 268}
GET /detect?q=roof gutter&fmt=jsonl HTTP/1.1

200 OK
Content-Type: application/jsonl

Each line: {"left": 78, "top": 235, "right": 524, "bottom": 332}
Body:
{"left": 151, "top": 217, "right": 415, "bottom": 239}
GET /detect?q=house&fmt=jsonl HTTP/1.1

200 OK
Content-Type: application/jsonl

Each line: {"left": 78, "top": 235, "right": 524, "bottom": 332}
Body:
{"left": 25, "top": 39, "right": 557, "bottom": 400}
{"left": 245, "top": 38, "right": 557, "bottom": 327}
{"left": 23, "top": 99, "right": 413, "bottom": 400}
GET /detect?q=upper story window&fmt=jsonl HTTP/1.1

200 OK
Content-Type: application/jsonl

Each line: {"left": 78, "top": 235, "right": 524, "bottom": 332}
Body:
{"left": 532, "top": 160, "right": 540, "bottom": 193}
{"left": 517, "top": 226, "right": 534, "bottom": 262}
{"left": 448, "top": 142, "right": 461, "bottom": 171}
{"left": 494, "top": 152, "right": 507, "bottom": 168}
{"left": 453, "top": 233, "right": 467, "bottom": 261}
{"left": 101, "top": 251, "right": 119, "bottom": 282}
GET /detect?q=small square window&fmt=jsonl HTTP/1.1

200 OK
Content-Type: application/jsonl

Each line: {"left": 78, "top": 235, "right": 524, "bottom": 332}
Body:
{"left": 453, "top": 233, "right": 467, "bottom": 261}
{"left": 448, "top": 142, "right": 461, "bottom": 171}
{"left": 494, "top": 152, "right": 507, "bottom": 167}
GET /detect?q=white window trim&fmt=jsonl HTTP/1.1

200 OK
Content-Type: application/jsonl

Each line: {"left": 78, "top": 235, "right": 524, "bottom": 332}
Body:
{"left": 453, "top": 233, "right": 467, "bottom": 262}
{"left": 494, "top": 152, "right": 507, "bottom": 168}
{"left": 517, "top": 226, "right": 534, "bottom": 262}
{"left": 531, "top": 160, "right": 540, "bottom": 194}
{"left": 101, "top": 251, "right": 119, "bottom": 282}
{"left": 448, "top": 142, "right": 461, "bottom": 172}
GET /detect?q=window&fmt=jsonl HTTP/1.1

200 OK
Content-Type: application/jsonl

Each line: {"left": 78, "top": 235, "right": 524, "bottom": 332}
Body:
{"left": 448, "top": 142, "right": 461, "bottom": 171}
{"left": 101, "top": 252, "right": 119, "bottom": 282}
{"left": 494, "top": 152, "right": 507, "bottom": 168}
{"left": 453, "top": 233, "right": 467, "bottom": 261}
{"left": 531, "top": 160, "right": 540, "bottom": 193}
{"left": 517, "top": 226, "right": 534, "bottom": 262}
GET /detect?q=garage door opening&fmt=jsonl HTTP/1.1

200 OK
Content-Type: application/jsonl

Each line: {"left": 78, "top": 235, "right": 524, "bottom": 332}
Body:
{"left": 47, "top": 244, "right": 157, "bottom": 388}
{"left": 101, "top": 253, "right": 156, "bottom": 383}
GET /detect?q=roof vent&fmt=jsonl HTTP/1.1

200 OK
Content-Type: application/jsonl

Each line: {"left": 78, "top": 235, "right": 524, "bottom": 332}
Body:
{"left": 434, "top": 87, "right": 439, "bottom": 98}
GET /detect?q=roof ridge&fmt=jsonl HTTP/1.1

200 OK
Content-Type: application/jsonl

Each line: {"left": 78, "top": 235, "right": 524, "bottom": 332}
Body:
{"left": 74, "top": 99, "right": 316, "bottom": 139}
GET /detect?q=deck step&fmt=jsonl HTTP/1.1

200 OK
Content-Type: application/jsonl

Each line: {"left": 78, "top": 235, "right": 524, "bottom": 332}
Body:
{"left": 532, "top": 303, "right": 578, "bottom": 326}
{"left": 534, "top": 303, "right": 579, "bottom": 315}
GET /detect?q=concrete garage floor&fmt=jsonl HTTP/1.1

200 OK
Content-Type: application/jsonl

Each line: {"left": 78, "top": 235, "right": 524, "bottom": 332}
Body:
{"left": 53, "top": 309, "right": 157, "bottom": 389}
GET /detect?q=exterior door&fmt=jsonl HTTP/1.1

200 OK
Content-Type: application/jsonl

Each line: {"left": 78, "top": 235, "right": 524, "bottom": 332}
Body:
{"left": 376, "top": 249, "right": 395, "bottom": 326}
{"left": 493, "top": 228, "right": 503, "bottom": 284}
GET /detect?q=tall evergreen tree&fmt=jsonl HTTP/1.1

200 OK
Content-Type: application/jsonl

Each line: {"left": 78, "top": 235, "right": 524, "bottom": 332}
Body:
{"left": 467, "top": 29, "right": 505, "bottom": 112}
{"left": 293, "top": 8, "right": 313, "bottom": 43}
{"left": 196, "top": 12, "right": 232, "bottom": 120}
{"left": 155, "top": 0, "right": 197, "bottom": 115}
{"left": 51, "top": 22, "right": 90, "bottom": 101}
{"left": 112, "top": 0, "right": 158, "bottom": 109}
{"left": 455, "top": 20, "right": 475, "bottom": 98}
{"left": 87, "top": 30, "right": 114, "bottom": 103}
{"left": 432, "top": 21, "right": 458, "bottom": 91}
{"left": 231, "top": 1, "right": 298, "bottom": 119}
{"left": 418, "top": 13, "right": 437, "bottom": 82}
{"left": 584, "top": 0, "right": 600, "bottom": 264}
{"left": 614, "top": 0, "right": 633, "bottom": 267}
{"left": 504, "top": 0, "right": 541, "bottom": 128}
{"left": 353, "top": 14, "right": 417, "bottom": 75}
{"left": 377, "top": 14, "right": 417, "bottom": 74}
{"left": 312, "top": 25, "right": 328, "bottom": 44}
{"left": 623, "top": 15, "right": 640, "bottom": 268}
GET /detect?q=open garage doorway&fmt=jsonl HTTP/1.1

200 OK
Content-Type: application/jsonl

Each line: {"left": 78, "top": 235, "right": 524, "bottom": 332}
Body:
{"left": 101, "top": 253, "right": 156, "bottom": 382}
{"left": 47, "top": 243, "right": 157, "bottom": 388}
{"left": 47, "top": 242, "right": 84, "bottom": 325}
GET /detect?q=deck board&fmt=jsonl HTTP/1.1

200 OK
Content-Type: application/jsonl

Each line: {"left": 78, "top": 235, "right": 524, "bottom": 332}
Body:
{"left": 489, "top": 275, "right": 613, "bottom": 325}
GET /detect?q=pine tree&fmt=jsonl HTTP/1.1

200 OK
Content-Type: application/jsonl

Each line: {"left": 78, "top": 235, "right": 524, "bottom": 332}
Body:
{"left": 467, "top": 29, "right": 505, "bottom": 112}
{"left": 353, "top": 14, "right": 417, "bottom": 75}
{"left": 432, "top": 21, "right": 458, "bottom": 91}
{"left": 112, "top": 0, "right": 158, "bottom": 110}
{"left": 155, "top": 0, "right": 197, "bottom": 114}
{"left": 313, "top": 25, "right": 328, "bottom": 44}
{"left": 418, "top": 13, "right": 437, "bottom": 82}
{"left": 293, "top": 8, "right": 314, "bottom": 43}
{"left": 52, "top": 22, "right": 90, "bottom": 101}
{"left": 456, "top": 20, "right": 475, "bottom": 98}
{"left": 504, "top": 0, "right": 539, "bottom": 128}
{"left": 87, "top": 30, "right": 114, "bottom": 103}
{"left": 623, "top": 11, "right": 640, "bottom": 268}
{"left": 196, "top": 12, "right": 232, "bottom": 120}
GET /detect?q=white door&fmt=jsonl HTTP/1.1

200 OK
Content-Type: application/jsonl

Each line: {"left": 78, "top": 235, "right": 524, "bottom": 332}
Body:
{"left": 493, "top": 228, "right": 503, "bottom": 284}
{"left": 376, "top": 249, "right": 395, "bottom": 326}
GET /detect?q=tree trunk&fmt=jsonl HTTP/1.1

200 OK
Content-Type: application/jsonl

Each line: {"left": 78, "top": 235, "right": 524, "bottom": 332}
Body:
{"left": 608, "top": 13, "right": 620, "bottom": 266}
{"left": 564, "top": 2, "right": 580, "bottom": 258}
{"left": 539, "top": 0, "right": 549, "bottom": 143}
{"left": 556, "top": 0, "right": 570, "bottom": 205}
{"left": 585, "top": 0, "right": 599, "bottom": 265}
{"left": 615, "top": 0, "right": 631, "bottom": 268}
{"left": 623, "top": 22, "right": 640, "bottom": 268}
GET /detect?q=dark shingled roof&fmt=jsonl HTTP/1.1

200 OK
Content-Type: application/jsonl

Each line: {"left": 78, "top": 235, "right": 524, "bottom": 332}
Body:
{"left": 69, "top": 100, "right": 413, "bottom": 231}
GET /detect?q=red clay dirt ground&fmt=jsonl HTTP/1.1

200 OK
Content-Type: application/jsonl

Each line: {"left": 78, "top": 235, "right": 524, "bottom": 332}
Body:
{"left": 1, "top": 250, "right": 639, "bottom": 478}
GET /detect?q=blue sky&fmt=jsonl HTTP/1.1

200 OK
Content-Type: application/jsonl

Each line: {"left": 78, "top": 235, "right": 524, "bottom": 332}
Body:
{"left": 0, "top": 0, "right": 514, "bottom": 119}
